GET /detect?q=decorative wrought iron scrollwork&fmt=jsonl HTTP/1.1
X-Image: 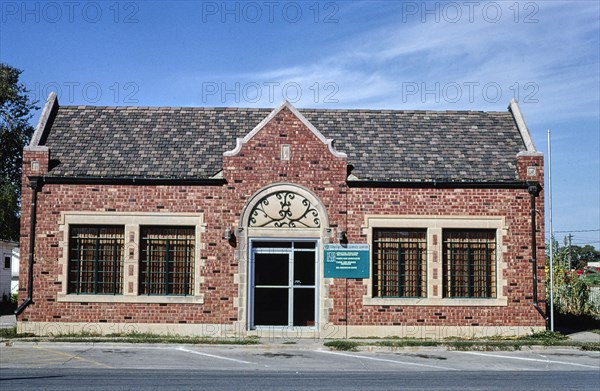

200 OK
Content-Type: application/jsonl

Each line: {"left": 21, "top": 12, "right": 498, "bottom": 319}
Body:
{"left": 249, "top": 191, "right": 321, "bottom": 228}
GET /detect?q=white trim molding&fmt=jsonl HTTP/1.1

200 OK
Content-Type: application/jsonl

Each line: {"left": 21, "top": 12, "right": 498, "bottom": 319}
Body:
{"left": 29, "top": 92, "right": 58, "bottom": 147}
{"left": 508, "top": 99, "right": 538, "bottom": 153}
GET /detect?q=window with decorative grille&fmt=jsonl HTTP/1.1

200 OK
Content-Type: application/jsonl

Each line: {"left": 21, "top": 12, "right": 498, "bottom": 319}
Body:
{"left": 443, "top": 229, "right": 496, "bottom": 298}
{"left": 68, "top": 225, "right": 124, "bottom": 295}
{"left": 139, "top": 226, "right": 195, "bottom": 296}
{"left": 372, "top": 229, "right": 427, "bottom": 298}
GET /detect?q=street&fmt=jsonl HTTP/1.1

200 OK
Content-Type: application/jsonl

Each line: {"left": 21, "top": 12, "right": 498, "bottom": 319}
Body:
{"left": 1, "top": 342, "right": 599, "bottom": 390}
{"left": 1, "top": 368, "right": 599, "bottom": 391}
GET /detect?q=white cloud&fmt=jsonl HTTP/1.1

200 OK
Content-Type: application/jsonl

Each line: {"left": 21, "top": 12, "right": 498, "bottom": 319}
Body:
{"left": 189, "top": 1, "right": 599, "bottom": 119}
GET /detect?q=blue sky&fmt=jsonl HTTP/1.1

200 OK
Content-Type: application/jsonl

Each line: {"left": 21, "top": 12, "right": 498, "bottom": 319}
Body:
{"left": 1, "top": 0, "right": 599, "bottom": 248}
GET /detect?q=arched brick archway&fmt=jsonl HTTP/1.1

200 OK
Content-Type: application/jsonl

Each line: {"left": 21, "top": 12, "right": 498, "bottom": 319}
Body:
{"left": 236, "top": 183, "right": 331, "bottom": 334}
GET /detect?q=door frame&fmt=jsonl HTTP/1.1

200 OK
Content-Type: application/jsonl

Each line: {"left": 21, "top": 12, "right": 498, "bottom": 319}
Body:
{"left": 248, "top": 238, "right": 320, "bottom": 330}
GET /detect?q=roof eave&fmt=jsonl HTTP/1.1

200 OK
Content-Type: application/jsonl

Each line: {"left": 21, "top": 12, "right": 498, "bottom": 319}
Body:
{"left": 29, "top": 92, "right": 59, "bottom": 147}
{"left": 37, "top": 176, "right": 227, "bottom": 186}
{"left": 508, "top": 99, "right": 538, "bottom": 153}
{"left": 346, "top": 179, "right": 537, "bottom": 189}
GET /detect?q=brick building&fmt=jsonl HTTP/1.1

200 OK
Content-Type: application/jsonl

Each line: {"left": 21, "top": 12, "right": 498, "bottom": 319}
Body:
{"left": 16, "top": 93, "right": 546, "bottom": 338}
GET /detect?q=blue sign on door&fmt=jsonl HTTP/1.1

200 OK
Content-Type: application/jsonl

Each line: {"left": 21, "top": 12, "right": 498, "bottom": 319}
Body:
{"left": 324, "top": 244, "right": 370, "bottom": 278}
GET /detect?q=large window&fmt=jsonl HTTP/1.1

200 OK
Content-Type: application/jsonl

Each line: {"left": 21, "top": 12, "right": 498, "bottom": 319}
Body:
{"left": 139, "top": 226, "right": 195, "bottom": 296}
{"left": 68, "top": 226, "right": 125, "bottom": 294}
{"left": 373, "top": 229, "right": 427, "bottom": 298}
{"left": 443, "top": 229, "right": 496, "bottom": 298}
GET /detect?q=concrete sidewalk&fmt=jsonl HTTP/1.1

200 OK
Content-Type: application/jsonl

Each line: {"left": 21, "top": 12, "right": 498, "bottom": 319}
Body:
{"left": 0, "top": 314, "right": 16, "bottom": 329}
{"left": 567, "top": 331, "right": 600, "bottom": 343}
{"left": 1, "top": 316, "right": 598, "bottom": 346}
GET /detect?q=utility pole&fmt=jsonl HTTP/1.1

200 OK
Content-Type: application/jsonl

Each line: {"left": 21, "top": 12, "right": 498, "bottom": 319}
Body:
{"left": 564, "top": 234, "right": 573, "bottom": 269}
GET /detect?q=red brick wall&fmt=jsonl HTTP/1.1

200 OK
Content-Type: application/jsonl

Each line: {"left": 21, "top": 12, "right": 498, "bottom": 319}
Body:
{"left": 18, "top": 108, "right": 546, "bottom": 329}
{"left": 18, "top": 147, "right": 50, "bottom": 308}
{"left": 18, "top": 182, "right": 238, "bottom": 324}
{"left": 329, "top": 184, "right": 545, "bottom": 327}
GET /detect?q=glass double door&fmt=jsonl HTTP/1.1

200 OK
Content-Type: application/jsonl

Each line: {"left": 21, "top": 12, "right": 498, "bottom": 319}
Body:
{"left": 250, "top": 241, "right": 317, "bottom": 328}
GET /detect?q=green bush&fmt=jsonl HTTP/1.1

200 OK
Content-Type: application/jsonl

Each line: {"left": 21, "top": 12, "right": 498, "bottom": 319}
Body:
{"left": 549, "top": 264, "right": 593, "bottom": 316}
{"left": 580, "top": 343, "right": 600, "bottom": 351}
{"left": 0, "top": 327, "right": 17, "bottom": 338}
{"left": 519, "top": 330, "right": 567, "bottom": 345}
{"left": 581, "top": 272, "right": 600, "bottom": 287}
{"left": 324, "top": 340, "right": 360, "bottom": 351}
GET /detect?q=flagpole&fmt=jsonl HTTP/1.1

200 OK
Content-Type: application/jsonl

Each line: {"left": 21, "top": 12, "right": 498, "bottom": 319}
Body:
{"left": 547, "top": 129, "right": 554, "bottom": 331}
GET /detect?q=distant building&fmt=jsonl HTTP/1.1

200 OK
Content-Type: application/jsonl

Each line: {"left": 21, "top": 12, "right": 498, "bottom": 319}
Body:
{"left": 16, "top": 93, "right": 546, "bottom": 338}
{"left": 11, "top": 247, "right": 20, "bottom": 296}
{"left": 1, "top": 240, "right": 18, "bottom": 301}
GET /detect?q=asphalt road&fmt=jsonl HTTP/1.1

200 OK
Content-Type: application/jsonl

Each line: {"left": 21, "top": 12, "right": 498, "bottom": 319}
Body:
{"left": 1, "top": 368, "right": 599, "bottom": 391}
{"left": 1, "top": 343, "right": 599, "bottom": 390}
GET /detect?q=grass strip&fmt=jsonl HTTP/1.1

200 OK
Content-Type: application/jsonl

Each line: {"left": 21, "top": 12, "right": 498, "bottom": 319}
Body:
{"left": 0, "top": 328, "right": 259, "bottom": 345}
{"left": 323, "top": 340, "right": 360, "bottom": 351}
{"left": 326, "top": 331, "right": 596, "bottom": 352}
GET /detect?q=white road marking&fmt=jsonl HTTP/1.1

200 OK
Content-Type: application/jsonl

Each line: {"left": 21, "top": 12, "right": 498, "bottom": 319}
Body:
{"left": 317, "top": 350, "right": 458, "bottom": 370}
{"left": 175, "top": 347, "right": 253, "bottom": 364}
{"left": 456, "top": 351, "right": 600, "bottom": 369}
{"left": 32, "top": 345, "right": 113, "bottom": 368}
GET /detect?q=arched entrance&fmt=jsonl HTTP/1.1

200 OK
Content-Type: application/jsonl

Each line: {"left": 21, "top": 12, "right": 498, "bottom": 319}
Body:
{"left": 238, "top": 184, "right": 330, "bottom": 332}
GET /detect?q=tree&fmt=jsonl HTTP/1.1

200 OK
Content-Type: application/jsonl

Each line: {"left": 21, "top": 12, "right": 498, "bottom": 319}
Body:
{"left": 546, "top": 237, "right": 600, "bottom": 269}
{"left": 0, "top": 63, "right": 38, "bottom": 241}
{"left": 568, "top": 244, "right": 600, "bottom": 269}
{"left": 546, "top": 237, "right": 600, "bottom": 317}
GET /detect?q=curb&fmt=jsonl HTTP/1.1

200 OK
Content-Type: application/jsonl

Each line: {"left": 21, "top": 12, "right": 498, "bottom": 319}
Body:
{"left": 2, "top": 338, "right": 597, "bottom": 352}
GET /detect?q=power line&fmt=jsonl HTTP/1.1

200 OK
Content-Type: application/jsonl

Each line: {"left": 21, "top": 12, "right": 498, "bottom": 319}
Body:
{"left": 546, "top": 229, "right": 600, "bottom": 233}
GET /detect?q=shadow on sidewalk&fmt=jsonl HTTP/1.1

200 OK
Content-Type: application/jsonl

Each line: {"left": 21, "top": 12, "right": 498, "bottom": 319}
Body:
{"left": 553, "top": 312, "right": 600, "bottom": 335}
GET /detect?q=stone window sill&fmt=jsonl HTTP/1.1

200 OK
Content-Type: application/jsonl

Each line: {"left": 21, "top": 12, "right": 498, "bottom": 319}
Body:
{"left": 363, "top": 297, "right": 508, "bottom": 307}
{"left": 57, "top": 293, "right": 204, "bottom": 304}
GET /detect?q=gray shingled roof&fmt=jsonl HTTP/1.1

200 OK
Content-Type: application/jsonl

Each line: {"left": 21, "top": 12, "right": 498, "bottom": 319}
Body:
{"left": 40, "top": 105, "right": 527, "bottom": 181}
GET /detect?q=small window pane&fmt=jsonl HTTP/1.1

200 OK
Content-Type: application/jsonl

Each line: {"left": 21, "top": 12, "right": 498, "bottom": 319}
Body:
{"left": 294, "top": 242, "right": 316, "bottom": 249}
{"left": 254, "top": 288, "right": 288, "bottom": 326}
{"left": 293, "top": 288, "right": 315, "bottom": 326}
{"left": 255, "top": 253, "right": 289, "bottom": 286}
{"left": 252, "top": 241, "right": 292, "bottom": 248}
{"left": 294, "top": 251, "right": 315, "bottom": 286}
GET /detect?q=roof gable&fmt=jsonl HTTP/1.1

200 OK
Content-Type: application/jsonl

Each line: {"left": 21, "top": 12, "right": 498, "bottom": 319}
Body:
{"left": 223, "top": 101, "right": 347, "bottom": 159}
